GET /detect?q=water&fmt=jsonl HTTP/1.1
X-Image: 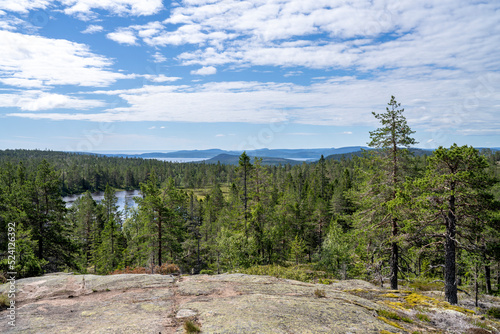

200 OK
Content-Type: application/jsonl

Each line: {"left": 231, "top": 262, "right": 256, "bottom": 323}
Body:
{"left": 147, "top": 157, "right": 209, "bottom": 163}
{"left": 62, "top": 190, "right": 141, "bottom": 213}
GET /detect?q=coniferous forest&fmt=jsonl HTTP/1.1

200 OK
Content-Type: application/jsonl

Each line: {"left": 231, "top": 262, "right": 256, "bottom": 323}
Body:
{"left": 1, "top": 99, "right": 500, "bottom": 305}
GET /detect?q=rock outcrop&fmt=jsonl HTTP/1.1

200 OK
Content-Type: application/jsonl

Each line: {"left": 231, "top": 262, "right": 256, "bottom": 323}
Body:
{"left": 1, "top": 273, "right": 499, "bottom": 333}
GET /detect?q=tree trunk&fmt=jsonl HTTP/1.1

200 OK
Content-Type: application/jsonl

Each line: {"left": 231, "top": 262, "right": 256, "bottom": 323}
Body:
{"left": 158, "top": 212, "right": 162, "bottom": 266}
{"left": 445, "top": 192, "right": 458, "bottom": 304}
{"left": 485, "top": 264, "right": 492, "bottom": 294}
{"left": 390, "top": 239, "right": 398, "bottom": 290}
{"left": 390, "top": 218, "right": 398, "bottom": 290}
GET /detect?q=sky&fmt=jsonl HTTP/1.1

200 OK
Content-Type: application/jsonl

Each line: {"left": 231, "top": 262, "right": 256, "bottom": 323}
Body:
{"left": 0, "top": 0, "right": 499, "bottom": 152}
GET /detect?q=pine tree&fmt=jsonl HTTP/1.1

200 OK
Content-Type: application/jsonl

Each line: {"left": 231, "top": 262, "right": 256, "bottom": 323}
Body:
{"left": 413, "top": 144, "right": 498, "bottom": 304}
{"left": 367, "top": 96, "right": 417, "bottom": 289}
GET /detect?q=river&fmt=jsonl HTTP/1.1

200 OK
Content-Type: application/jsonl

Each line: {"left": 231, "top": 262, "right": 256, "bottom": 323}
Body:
{"left": 62, "top": 190, "right": 141, "bottom": 213}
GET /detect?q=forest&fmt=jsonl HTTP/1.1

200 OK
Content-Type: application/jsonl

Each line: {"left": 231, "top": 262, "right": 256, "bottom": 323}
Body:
{"left": 1, "top": 97, "right": 500, "bottom": 305}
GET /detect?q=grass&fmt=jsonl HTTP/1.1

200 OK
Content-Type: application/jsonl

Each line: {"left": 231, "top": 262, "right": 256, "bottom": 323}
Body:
{"left": 377, "top": 309, "right": 413, "bottom": 323}
{"left": 0, "top": 293, "right": 9, "bottom": 309}
{"left": 235, "top": 264, "right": 333, "bottom": 283}
{"left": 183, "top": 320, "right": 201, "bottom": 333}
{"left": 416, "top": 313, "right": 430, "bottom": 322}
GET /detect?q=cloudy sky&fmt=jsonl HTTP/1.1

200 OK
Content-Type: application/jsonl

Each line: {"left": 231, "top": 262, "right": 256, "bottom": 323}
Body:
{"left": 0, "top": 0, "right": 499, "bottom": 152}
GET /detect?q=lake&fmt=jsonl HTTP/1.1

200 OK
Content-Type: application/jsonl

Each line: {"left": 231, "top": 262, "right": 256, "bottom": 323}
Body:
{"left": 62, "top": 190, "right": 141, "bottom": 213}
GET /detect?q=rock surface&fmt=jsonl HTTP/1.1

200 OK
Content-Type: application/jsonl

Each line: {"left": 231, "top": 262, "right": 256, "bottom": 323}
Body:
{"left": 1, "top": 273, "right": 499, "bottom": 333}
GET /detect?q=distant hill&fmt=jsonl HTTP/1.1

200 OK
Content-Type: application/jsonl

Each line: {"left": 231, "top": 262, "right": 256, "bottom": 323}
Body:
{"left": 325, "top": 148, "right": 432, "bottom": 161}
{"left": 204, "top": 154, "right": 303, "bottom": 166}
{"left": 97, "top": 147, "right": 371, "bottom": 160}
{"left": 92, "top": 146, "right": 498, "bottom": 162}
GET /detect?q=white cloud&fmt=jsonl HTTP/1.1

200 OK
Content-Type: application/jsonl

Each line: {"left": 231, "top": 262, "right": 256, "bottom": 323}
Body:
{"left": 106, "top": 0, "right": 498, "bottom": 77}
{"left": 0, "top": 11, "right": 29, "bottom": 31}
{"left": 82, "top": 24, "right": 104, "bottom": 34}
{"left": 9, "top": 71, "right": 500, "bottom": 138}
{"left": 0, "top": 0, "right": 163, "bottom": 18}
{"left": 0, "top": 30, "right": 133, "bottom": 88}
{"left": 0, "top": 90, "right": 105, "bottom": 111}
{"left": 190, "top": 66, "right": 217, "bottom": 76}
{"left": 143, "top": 74, "right": 182, "bottom": 82}
{"left": 0, "top": 0, "right": 51, "bottom": 13}
{"left": 62, "top": 0, "right": 164, "bottom": 17}
{"left": 151, "top": 52, "right": 167, "bottom": 63}
{"left": 106, "top": 28, "right": 137, "bottom": 45}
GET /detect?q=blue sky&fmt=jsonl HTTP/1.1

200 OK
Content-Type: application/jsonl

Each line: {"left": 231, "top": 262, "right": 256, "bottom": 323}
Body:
{"left": 0, "top": 0, "right": 499, "bottom": 152}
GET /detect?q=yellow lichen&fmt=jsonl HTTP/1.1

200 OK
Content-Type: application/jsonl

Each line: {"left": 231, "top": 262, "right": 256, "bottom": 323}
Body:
{"left": 380, "top": 300, "right": 407, "bottom": 311}
{"left": 403, "top": 293, "right": 475, "bottom": 314}
{"left": 377, "top": 316, "right": 405, "bottom": 330}
{"left": 344, "top": 288, "right": 368, "bottom": 293}
{"left": 381, "top": 293, "right": 400, "bottom": 298}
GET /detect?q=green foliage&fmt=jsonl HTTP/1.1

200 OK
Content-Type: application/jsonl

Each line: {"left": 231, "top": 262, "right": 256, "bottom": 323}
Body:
{"left": 0, "top": 294, "right": 9, "bottom": 309}
{"left": 486, "top": 307, "right": 500, "bottom": 319}
{"left": 235, "top": 264, "right": 333, "bottom": 283}
{"left": 1, "top": 141, "right": 498, "bottom": 314}
{"left": 289, "top": 235, "right": 306, "bottom": 265}
{"left": 408, "top": 278, "right": 444, "bottom": 292}
{"left": 183, "top": 320, "right": 201, "bottom": 333}
{"left": 318, "top": 220, "right": 351, "bottom": 278}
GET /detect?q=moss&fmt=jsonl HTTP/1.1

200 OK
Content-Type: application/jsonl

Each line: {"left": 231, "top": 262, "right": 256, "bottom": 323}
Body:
{"left": 183, "top": 320, "right": 201, "bottom": 333}
{"left": 416, "top": 313, "right": 430, "bottom": 322}
{"left": 403, "top": 293, "right": 475, "bottom": 314}
{"left": 382, "top": 300, "right": 406, "bottom": 311}
{"left": 377, "top": 316, "right": 404, "bottom": 330}
{"left": 381, "top": 293, "right": 400, "bottom": 298}
{"left": 346, "top": 288, "right": 369, "bottom": 293}
{"left": 81, "top": 311, "right": 96, "bottom": 317}
{"left": 0, "top": 293, "right": 9, "bottom": 309}
{"left": 377, "top": 309, "right": 413, "bottom": 323}
{"left": 318, "top": 278, "right": 336, "bottom": 285}
{"left": 380, "top": 330, "right": 396, "bottom": 334}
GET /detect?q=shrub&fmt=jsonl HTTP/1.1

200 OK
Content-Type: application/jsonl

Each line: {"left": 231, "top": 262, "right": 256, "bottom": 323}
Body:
{"left": 408, "top": 278, "right": 444, "bottom": 292}
{"left": 199, "top": 269, "right": 214, "bottom": 275}
{"left": 109, "top": 263, "right": 180, "bottom": 275}
{"left": 183, "top": 320, "right": 201, "bottom": 333}
{"left": 486, "top": 307, "right": 500, "bottom": 319}
{"left": 154, "top": 263, "right": 180, "bottom": 275}
{"left": 314, "top": 289, "right": 326, "bottom": 298}
{"left": 235, "top": 264, "right": 333, "bottom": 283}
{"left": 0, "top": 294, "right": 9, "bottom": 309}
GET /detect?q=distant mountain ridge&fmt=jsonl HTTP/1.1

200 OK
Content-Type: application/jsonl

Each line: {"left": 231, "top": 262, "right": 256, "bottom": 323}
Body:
{"left": 204, "top": 154, "right": 304, "bottom": 166}
{"left": 100, "top": 146, "right": 370, "bottom": 160}
{"left": 91, "top": 146, "right": 498, "bottom": 164}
